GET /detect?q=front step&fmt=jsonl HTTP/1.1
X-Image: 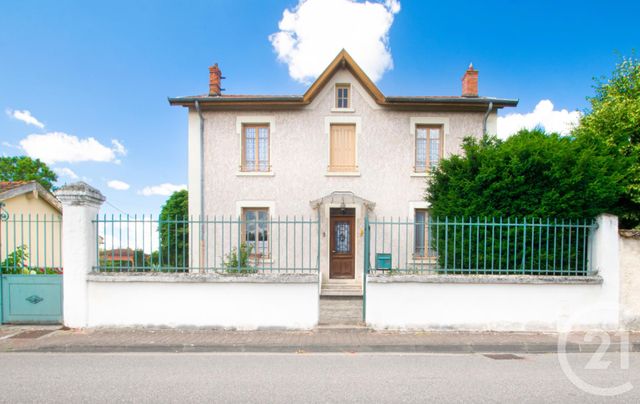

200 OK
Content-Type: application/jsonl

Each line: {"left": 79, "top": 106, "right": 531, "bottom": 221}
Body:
{"left": 318, "top": 296, "right": 364, "bottom": 326}
{"left": 315, "top": 324, "right": 370, "bottom": 332}
{"left": 321, "top": 283, "right": 363, "bottom": 296}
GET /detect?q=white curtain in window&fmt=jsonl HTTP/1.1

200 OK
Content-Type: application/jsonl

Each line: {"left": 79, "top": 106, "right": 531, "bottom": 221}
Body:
{"left": 258, "top": 127, "right": 269, "bottom": 171}
{"left": 245, "top": 127, "right": 256, "bottom": 171}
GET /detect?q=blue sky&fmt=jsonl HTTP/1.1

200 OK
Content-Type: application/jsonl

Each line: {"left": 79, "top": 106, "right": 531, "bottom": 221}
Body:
{"left": 1, "top": 0, "right": 638, "bottom": 216}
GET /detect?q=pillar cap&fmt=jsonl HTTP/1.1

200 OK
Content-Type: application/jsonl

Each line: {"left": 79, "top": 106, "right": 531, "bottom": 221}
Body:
{"left": 55, "top": 181, "right": 106, "bottom": 208}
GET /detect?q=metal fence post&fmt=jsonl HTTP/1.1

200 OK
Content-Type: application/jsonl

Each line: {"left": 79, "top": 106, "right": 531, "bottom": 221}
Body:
{"left": 363, "top": 214, "right": 369, "bottom": 323}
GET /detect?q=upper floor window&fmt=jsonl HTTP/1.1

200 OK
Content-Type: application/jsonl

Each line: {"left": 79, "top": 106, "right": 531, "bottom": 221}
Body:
{"left": 329, "top": 123, "right": 357, "bottom": 172}
{"left": 242, "top": 124, "right": 270, "bottom": 172}
{"left": 415, "top": 125, "right": 443, "bottom": 172}
{"left": 335, "top": 84, "right": 351, "bottom": 109}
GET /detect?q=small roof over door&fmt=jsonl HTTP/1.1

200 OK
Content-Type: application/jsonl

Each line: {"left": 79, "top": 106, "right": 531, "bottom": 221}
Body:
{"left": 310, "top": 191, "right": 375, "bottom": 211}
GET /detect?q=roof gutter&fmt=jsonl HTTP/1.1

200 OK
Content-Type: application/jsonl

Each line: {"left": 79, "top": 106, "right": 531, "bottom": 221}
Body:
{"left": 169, "top": 96, "right": 305, "bottom": 106}
{"left": 482, "top": 101, "right": 494, "bottom": 135}
{"left": 383, "top": 97, "right": 518, "bottom": 107}
{"left": 169, "top": 96, "right": 519, "bottom": 108}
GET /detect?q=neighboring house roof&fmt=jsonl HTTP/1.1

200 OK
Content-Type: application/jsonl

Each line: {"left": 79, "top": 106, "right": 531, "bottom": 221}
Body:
{"left": 100, "top": 248, "right": 149, "bottom": 263}
{"left": 0, "top": 181, "right": 62, "bottom": 213}
{"left": 168, "top": 49, "right": 518, "bottom": 110}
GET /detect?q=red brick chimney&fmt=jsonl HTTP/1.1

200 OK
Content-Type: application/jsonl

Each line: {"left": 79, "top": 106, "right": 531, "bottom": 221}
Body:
{"left": 209, "top": 63, "right": 222, "bottom": 96}
{"left": 461, "top": 63, "right": 478, "bottom": 97}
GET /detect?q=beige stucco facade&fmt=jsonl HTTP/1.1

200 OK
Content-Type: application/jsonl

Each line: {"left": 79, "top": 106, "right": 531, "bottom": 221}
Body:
{"left": 185, "top": 66, "right": 498, "bottom": 291}
{"left": 0, "top": 191, "right": 62, "bottom": 270}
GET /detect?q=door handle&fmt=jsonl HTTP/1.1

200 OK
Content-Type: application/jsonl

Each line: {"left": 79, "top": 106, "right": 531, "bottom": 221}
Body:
{"left": 332, "top": 250, "right": 336, "bottom": 253}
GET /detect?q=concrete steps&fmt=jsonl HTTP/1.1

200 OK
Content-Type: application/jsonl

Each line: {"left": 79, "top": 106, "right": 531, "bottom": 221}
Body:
{"left": 318, "top": 296, "right": 364, "bottom": 327}
{"left": 320, "top": 283, "right": 363, "bottom": 296}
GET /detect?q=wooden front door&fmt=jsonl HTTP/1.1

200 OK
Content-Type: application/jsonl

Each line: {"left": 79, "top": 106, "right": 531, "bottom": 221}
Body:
{"left": 330, "top": 210, "right": 355, "bottom": 279}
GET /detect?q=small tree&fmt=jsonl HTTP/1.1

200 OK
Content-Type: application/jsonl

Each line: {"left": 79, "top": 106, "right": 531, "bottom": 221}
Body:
{"left": 158, "top": 190, "right": 188, "bottom": 270}
{"left": 0, "top": 156, "right": 57, "bottom": 191}
{"left": 573, "top": 55, "right": 640, "bottom": 227}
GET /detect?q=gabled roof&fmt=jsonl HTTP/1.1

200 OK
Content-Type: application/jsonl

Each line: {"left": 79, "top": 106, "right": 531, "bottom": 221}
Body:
{"left": 0, "top": 181, "right": 29, "bottom": 193}
{"left": 302, "top": 49, "right": 385, "bottom": 104}
{"left": 168, "top": 49, "right": 518, "bottom": 109}
{"left": 0, "top": 181, "right": 62, "bottom": 213}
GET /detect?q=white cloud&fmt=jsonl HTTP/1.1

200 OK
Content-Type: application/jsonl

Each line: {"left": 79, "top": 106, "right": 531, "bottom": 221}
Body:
{"left": 54, "top": 167, "right": 79, "bottom": 180}
{"left": 107, "top": 180, "right": 130, "bottom": 191}
{"left": 269, "top": 0, "right": 400, "bottom": 84}
{"left": 5, "top": 109, "right": 45, "bottom": 129}
{"left": 111, "top": 139, "right": 126, "bottom": 156}
{"left": 497, "top": 100, "right": 582, "bottom": 139}
{"left": 19, "top": 132, "right": 127, "bottom": 164}
{"left": 138, "top": 183, "right": 186, "bottom": 197}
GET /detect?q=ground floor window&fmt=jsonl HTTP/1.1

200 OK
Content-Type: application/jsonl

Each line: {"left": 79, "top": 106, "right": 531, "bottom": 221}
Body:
{"left": 242, "top": 208, "right": 269, "bottom": 257}
{"left": 414, "top": 209, "right": 434, "bottom": 258}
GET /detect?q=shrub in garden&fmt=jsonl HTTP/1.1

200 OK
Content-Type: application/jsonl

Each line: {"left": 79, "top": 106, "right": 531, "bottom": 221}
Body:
{"left": 425, "top": 129, "right": 626, "bottom": 274}
{"left": 159, "top": 190, "right": 189, "bottom": 271}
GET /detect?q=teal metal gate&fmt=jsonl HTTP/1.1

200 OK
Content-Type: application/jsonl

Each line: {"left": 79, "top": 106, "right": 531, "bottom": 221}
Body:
{"left": 1, "top": 213, "right": 63, "bottom": 324}
{"left": 1, "top": 275, "right": 62, "bottom": 324}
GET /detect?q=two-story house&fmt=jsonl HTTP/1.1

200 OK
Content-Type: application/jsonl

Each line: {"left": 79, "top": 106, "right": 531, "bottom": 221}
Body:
{"left": 169, "top": 50, "right": 517, "bottom": 296}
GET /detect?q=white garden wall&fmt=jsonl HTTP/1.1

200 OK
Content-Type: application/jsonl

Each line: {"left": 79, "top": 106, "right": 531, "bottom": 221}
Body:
{"left": 87, "top": 274, "right": 318, "bottom": 329}
{"left": 366, "top": 214, "right": 622, "bottom": 331}
{"left": 366, "top": 277, "right": 614, "bottom": 331}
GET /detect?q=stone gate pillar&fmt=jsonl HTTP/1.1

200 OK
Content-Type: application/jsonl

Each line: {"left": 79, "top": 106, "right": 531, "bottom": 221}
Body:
{"left": 55, "top": 182, "right": 105, "bottom": 328}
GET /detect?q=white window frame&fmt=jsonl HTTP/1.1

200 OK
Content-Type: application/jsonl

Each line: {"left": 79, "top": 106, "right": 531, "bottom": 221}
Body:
{"left": 235, "top": 201, "right": 276, "bottom": 260}
{"left": 324, "top": 116, "right": 361, "bottom": 176}
{"left": 408, "top": 201, "right": 437, "bottom": 262}
{"left": 409, "top": 117, "right": 449, "bottom": 177}
{"left": 235, "top": 116, "right": 276, "bottom": 176}
{"left": 334, "top": 83, "right": 351, "bottom": 110}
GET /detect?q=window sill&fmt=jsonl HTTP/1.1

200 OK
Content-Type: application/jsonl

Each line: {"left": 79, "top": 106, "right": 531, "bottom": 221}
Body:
{"left": 411, "top": 172, "right": 432, "bottom": 178}
{"left": 248, "top": 257, "right": 274, "bottom": 265}
{"left": 331, "top": 107, "right": 355, "bottom": 113}
{"left": 236, "top": 171, "right": 275, "bottom": 177}
{"left": 408, "top": 257, "right": 438, "bottom": 265}
{"left": 325, "top": 172, "right": 361, "bottom": 177}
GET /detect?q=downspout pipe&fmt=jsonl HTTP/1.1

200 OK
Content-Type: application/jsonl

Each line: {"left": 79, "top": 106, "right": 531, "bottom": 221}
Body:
{"left": 195, "top": 100, "right": 205, "bottom": 273}
{"left": 482, "top": 101, "right": 493, "bottom": 135}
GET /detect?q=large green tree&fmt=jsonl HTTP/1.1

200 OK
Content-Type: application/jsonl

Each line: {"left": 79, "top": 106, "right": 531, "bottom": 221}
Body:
{"left": 426, "top": 129, "right": 626, "bottom": 220}
{"left": 158, "top": 190, "right": 188, "bottom": 270}
{"left": 573, "top": 56, "right": 640, "bottom": 227}
{"left": 0, "top": 156, "right": 57, "bottom": 191}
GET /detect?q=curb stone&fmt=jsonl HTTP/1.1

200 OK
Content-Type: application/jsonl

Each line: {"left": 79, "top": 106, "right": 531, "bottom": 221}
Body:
{"left": 5, "top": 342, "right": 637, "bottom": 354}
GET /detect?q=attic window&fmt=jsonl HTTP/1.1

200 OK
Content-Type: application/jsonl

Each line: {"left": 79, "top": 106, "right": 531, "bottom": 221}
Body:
{"left": 335, "top": 84, "right": 350, "bottom": 109}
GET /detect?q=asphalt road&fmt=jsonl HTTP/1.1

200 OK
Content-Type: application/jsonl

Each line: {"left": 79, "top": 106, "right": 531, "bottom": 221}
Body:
{"left": 1, "top": 352, "right": 638, "bottom": 403}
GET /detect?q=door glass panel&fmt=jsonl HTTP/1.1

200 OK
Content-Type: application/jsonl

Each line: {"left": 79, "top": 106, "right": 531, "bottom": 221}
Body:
{"left": 334, "top": 221, "right": 351, "bottom": 253}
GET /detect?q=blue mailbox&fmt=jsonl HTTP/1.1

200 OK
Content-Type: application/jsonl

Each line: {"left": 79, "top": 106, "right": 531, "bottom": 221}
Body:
{"left": 376, "top": 253, "right": 392, "bottom": 270}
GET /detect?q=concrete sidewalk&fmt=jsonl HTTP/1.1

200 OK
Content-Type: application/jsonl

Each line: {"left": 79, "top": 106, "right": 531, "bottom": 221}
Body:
{"left": 2, "top": 326, "right": 639, "bottom": 354}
